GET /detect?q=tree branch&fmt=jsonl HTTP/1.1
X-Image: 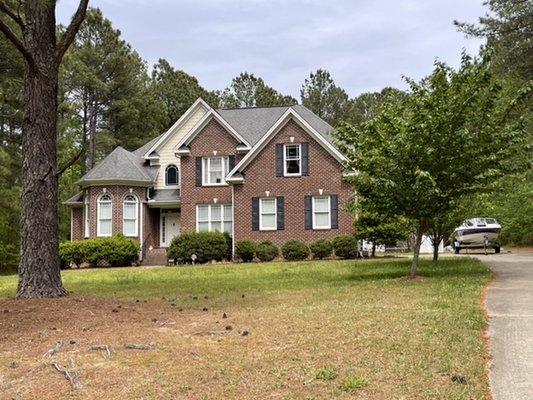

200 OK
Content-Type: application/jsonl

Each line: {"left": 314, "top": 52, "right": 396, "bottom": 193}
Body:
{"left": 55, "top": 0, "right": 89, "bottom": 66}
{"left": 0, "top": 1, "right": 24, "bottom": 28}
{"left": 0, "top": 17, "right": 36, "bottom": 70}
{"left": 57, "top": 145, "right": 86, "bottom": 177}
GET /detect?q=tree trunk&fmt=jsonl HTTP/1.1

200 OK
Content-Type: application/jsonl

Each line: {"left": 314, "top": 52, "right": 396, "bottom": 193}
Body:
{"left": 371, "top": 243, "right": 376, "bottom": 257}
{"left": 410, "top": 224, "right": 424, "bottom": 277}
{"left": 16, "top": 3, "right": 67, "bottom": 298}
{"left": 432, "top": 237, "right": 440, "bottom": 262}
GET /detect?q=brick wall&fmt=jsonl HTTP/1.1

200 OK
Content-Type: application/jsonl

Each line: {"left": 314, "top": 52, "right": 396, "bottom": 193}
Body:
{"left": 180, "top": 118, "right": 239, "bottom": 232}
{"left": 71, "top": 208, "right": 83, "bottom": 241}
{"left": 233, "top": 119, "right": 354, "bottom": 245}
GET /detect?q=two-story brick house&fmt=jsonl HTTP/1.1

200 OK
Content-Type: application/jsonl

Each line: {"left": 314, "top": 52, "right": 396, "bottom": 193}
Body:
{"left": 65, "top": 98, "right": 355, "bottom": 264}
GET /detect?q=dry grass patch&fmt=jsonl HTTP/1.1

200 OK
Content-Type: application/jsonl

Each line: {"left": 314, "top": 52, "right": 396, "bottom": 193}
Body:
{"left": 0, "top": 258, "right": 491, "bottom": 399}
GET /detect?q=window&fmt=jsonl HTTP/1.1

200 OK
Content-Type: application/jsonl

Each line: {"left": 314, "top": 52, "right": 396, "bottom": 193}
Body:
{"left": 284, "top": 144, "right": 301, "bottom": 176}
{"left": 97, "top": 194, "right": 112, "bottom": 237}
{"left": 84, "top": 197, "right": 90, "bottom": 237}
{"left": 165, "top": 165, "right": 179, "bottom": 186}
{"left": 259, "top": 198, "right": 277, "bottom": 230}
{"left": 123, "top": 194, "right": 138, "bottom": 236}
{"left": 197, "top": 204, "right": 233, "bottom": 234}
{"left": 202, "top": 157, "right": 229, "bottom": 185}
{"left": 312, "top": 196, "right": 331, "bottom": 229}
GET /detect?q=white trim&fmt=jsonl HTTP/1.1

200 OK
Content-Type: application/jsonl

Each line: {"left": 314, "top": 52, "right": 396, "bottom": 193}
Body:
{"left": 259, "top": 197, "right": 277, "bottom": 231}
{"left": 174, "top": 109, "right": 252, "bottom": 151}
{"left": 231, "top": 185, "right": 235, "bottom": 260}
{"left": 139, "top": 201, "right": 144, "bottom": 261}
{"left": 84, "top": 196, "right": 90, "bottom": 238}
{"left": 283, "top": 143, "right": 302, "bottom": 177}
{"left": 80, "top": 179, "right": 153, "bottom": 188}
{"left": 312, "top": 196, "right": 331, "bottom": 230}
{"left": 96, "top": 193, "right": 112, "bottom": 237}
{"left": 122, "top": 194, "right": 139, "bottom": 237}
{"left": 227, "top": 108, "right": 347, "bottom": 181}
{"left": 143, "top": 98, "right": 210, "bottom": 159}
{"left": 165, "top": 164, "right": 179, "bottom": 187}
{"left": 196, "top": 204, "right": 233, "bottom": 234}
{"left": 202, "top": 156, "right": 229, "bottom": 186}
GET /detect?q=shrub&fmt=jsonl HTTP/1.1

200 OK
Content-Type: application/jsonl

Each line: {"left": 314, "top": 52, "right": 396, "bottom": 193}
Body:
{"left": 235, "top": 240, "right": 256, "bottom": 262}
{"left": 332, "top": 235, "right": 359, "bottom": 259}
{"left": 255, "top": 241, "right": 279, "bottom": 262}
{"left": 309, "top": 239, "right": 333, "bottom": 259}
{"left": 59, "top": 234, "right": 140, "bottom": 267}
{"left": 223, "top": 232, "right": 233, "bottom": 261}
{"left": 168, "top": 231, "right": 227, "bottom": 264}
{"left": 340, "top": 376, "right": 369, "bottom": 392}
{"left": 281, "top": 240, "right": 309, "bottom": 261}
{"left": 315, "top": 366, "right": 338, "bottom": 381}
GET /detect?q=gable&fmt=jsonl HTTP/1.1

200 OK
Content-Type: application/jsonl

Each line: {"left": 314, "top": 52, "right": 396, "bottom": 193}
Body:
{"left": 189, "top": 118, "right": 240, "bottom": 152}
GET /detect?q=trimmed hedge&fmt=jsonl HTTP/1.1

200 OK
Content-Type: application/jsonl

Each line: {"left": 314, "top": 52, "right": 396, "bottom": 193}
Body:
{"left": 168, "top": 231, "right": 227, "bottom": 264}
{"left": 332, "top": 235, "right": 359, "bottom": 259}
{"left": 281, "top": 240, "right": 309, "bottom": 261}
{"left": 235, "top": 239, "right": 256, "bottom": 262}
{"left": 255, "top": 240, "right": 279, "bottom": 262}
{"left": 59, "top": 234, "right": 140, "bottom": 268}
{"left": 310, "top": 239, "right": 333, "bottom": 259}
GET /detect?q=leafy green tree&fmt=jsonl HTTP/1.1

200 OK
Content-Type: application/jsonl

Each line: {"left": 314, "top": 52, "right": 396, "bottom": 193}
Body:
{"left": 349, "top": 88, "right": 405, "bottom": 127}
{"left": 151, "top": 59, "right": 218, "bottom": 127}
{"left": 335, "top": 53, "right": 527, "bottom": 276}
{"left": 219, "top": 72, "right": 296, "bottom": 108}
{"left": 300, "top": 69, "right": 352, "bottom": 126}
{"left": 356, "top": 211, "right": 410, "bottom": 257}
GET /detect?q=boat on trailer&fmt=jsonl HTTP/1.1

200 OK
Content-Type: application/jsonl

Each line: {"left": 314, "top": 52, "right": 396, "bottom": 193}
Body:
{"left": 453, "top": 218, "right": 501, "bottom": 254}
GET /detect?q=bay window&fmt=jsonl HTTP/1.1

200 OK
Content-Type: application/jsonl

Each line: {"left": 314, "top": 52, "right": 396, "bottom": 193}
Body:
{"left": 97, "top": 194, "right": 112, "bottom": 237}
{"left": 123, "top": 194, "right": 138, "bottom": 236}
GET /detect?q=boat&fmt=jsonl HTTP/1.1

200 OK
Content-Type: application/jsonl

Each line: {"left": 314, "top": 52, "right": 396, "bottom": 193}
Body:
{"left": 453, "top": 218, "right": 501, "bottom": 253}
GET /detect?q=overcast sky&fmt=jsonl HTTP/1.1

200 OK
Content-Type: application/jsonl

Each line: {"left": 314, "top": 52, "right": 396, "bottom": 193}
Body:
{"left": 57, "top": 0, "right": 486, "bottom": 98}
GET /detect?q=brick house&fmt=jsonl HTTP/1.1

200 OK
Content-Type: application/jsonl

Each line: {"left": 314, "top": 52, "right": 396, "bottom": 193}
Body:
{"left": 65, "top": 98, "right": 355, "bottom": 264}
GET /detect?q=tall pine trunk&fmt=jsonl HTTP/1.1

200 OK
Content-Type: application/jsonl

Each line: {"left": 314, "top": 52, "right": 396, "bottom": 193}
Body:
{"left": 16, "top": 3, "right": 67, "bottom": 298}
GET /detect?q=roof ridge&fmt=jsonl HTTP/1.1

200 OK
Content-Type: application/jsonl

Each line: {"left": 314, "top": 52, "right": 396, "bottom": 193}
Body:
{"left": 121, "top": 147, "right": 152, "bottom": 180}
{"left": 217, "top": 104, "right": 294, "bottom": 111}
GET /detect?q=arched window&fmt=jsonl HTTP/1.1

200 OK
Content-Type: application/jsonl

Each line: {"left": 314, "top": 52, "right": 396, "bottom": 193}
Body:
{"left": 123, "top": 194, "right": 138, "bottom": 236}
{"left": 97, "top": 193, "right": 112, "bottom": 237}
{"left": 166, "top": 164, "right": 179, "bottom": 186}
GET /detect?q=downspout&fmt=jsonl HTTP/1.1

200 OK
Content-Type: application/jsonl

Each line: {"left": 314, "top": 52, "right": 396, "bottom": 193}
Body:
{"left": 139, "top": 200, "right": 144, "bottom": 262}
{"left": 231, "top": 184, "right": 235, "bottom": 261}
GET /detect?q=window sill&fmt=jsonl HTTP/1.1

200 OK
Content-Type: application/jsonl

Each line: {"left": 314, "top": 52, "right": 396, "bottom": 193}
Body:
{"left": 312, "top": 227, "right": 331, "bottom": 231}
{"left": 259, "top": 228, "right": 277, "bottom": 231}
{"left": 282, "top": 174, "right": 302, "bottom": 178}
{"left": 201, "top": 183, "right": 229, "bottom": 187}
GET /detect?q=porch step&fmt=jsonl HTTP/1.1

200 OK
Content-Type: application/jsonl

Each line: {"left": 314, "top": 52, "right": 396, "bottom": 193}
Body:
{"left": 142, "top": 248, "right": 168, "bottom": 266}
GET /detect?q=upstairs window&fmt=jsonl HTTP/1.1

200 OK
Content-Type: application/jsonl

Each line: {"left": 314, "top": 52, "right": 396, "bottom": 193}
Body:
{"left": 202, "top": 157, "right": 229, "bottom": 185}
{"left": 123, "top": 194, "right": 138, "bottom": 237}
{"left": 284, "top": 144, "right": 301, "bottom": 176}
{"left": 97, "top": 194, "right": 112, "bottom": 237}
{"left": 165, "top": 165, "right": 179, "bottom": 186}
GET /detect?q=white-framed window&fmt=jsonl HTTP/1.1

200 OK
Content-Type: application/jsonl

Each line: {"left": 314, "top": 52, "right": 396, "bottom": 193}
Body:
{"left": 284, "top": 143, "right": 301, "bottom": 176}
{"left": 202, "top": 157, "right": 229, "bottom": 185}
{"left": 97, "top": 193, "right": 112, "bottom": 237}
{"left": 197, "top": 204, "right": 233, "bottom": 234}
{"left": 312, "top": 196, "right": 331, "bottom": 229}
{"left": 122, "top": 194, "right": 138, "bottom": 237}
{"left": 165, "top": 164, "right": 179, "bottom": 186}
{"left": 84, "top": 196, "right": 90, "bottom": 237}
{"left": 259, "top": 198, "right": 277, "bottom": 230}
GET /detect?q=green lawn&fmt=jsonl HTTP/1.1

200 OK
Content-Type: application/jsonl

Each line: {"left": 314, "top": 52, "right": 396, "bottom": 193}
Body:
{"left": 0, "top": 258, "right": 492, "bottom": 399}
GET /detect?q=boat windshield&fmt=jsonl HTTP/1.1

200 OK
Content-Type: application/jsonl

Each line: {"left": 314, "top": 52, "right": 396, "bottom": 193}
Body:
{"left": 475, "top": 218, "right": 487, "bottom": 226}
{"left": 463, "top": 220, "right": 474, "bottom": 227}
{"left": 485, "top": 218, "right": 497, "bottom": 224}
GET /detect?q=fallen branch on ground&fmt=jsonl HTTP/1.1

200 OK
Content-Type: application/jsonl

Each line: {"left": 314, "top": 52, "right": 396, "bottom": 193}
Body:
{"left": 43, "top": 341, "right": 63, "bottom": 358}
{"left": 52, "top": 362, "right": 82, "bottom": 389}
{"left": 90, "top": 344, "right": 111, "bottom": 358}
{"left": 124, "top": 342, "right": 156, "bottom": 350}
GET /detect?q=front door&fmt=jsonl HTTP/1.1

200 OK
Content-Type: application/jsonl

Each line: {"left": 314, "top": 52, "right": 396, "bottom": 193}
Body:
{"left": 161, "top": 212, "right": 180, "bottom": 247}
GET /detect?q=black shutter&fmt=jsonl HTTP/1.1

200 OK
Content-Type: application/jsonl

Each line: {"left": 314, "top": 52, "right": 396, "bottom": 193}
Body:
{"left": 276, "top": 144, "right": 284, "bottom": 177}
{"left": 252, "top": 197, "right": 259, "bottom": 231}
{"left": 195, "top": 157, "right": 202, "bottom": 187}
{"left": 276, "top": 196, "right": 285, "bottom": 230}
{"left": 304, "top": 195, "right": 312, "bottom": 230}
{"left": 228, "top": 155, "right": 235, "bottom": 171}
{"left": 301, "top": 142, "right": 309, "bottom": 176}
{"left": 331, "top": 195, "right": 339, "bottom": 229}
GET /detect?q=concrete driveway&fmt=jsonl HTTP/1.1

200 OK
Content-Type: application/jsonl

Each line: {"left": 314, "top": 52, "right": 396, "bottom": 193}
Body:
{"left": 474, "top": 252, "right": 533, "bottom": 400}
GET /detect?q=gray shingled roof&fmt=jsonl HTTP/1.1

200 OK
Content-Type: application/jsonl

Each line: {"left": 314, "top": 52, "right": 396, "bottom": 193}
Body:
{"left": 149, "top": 189, "right": 181, "bottom": 203}
{"left": 216, "top": 104, "right": 334, "bottom": 146}
{"left": 78, "top": 146, "right": 157, "bottom": 185}
{"left": 63, "top": 191, "right": 83, "bottom": 206}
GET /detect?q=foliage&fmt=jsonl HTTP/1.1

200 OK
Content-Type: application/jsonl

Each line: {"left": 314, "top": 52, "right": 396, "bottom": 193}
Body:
{"left": 315, "top": 366, "right": 338, "bottom": 381}
{"left": 281, "top": 240, "right": 309, "bottom": 261}
{"left": 340, "top": 376, "right": 369, "bottom": 392}
{"left": 355, "top": 211, "right": 411, "bottom": 256}
{"left": 335, "top": 53, "right": 528, "bottom": 274}
{"left": 255, "top": 240, "right": 279, "bottom": 262}
{"left": 168, "top": 231, "right": 228, "bottom": 264}
{"left": 219, "top": 72, "right": 296, "bottom": 108}
{"left": 59, "top": 234, "right": 139, "bottom": 267}
{"left": 309, "top": 239, "right": 333, "bottom": 259}
{"left": 332, "top": 235, "right": 359, "bottom": 259}
{"left": 235, "top": 239, "right": 256, "bottom": 262}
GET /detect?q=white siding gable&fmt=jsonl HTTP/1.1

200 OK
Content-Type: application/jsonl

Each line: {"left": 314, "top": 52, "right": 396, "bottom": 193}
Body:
{"left": 155, "top": 105, "right": 208, "bottom": 189}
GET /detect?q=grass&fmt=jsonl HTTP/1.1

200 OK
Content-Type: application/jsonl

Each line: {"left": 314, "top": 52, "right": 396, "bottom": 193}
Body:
{"left": 0, "top": 257, "right": 491, "bottom": 399}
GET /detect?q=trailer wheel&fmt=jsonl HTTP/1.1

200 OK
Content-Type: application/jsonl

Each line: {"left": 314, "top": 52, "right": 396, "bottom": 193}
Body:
{"left": 494, "top": 246, "right": 500, "bottom": 254}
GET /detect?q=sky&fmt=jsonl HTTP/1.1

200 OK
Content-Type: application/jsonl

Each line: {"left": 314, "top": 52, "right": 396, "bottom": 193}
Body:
{"left": 57, "top": 0, "right": 487, "bottom": 99}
